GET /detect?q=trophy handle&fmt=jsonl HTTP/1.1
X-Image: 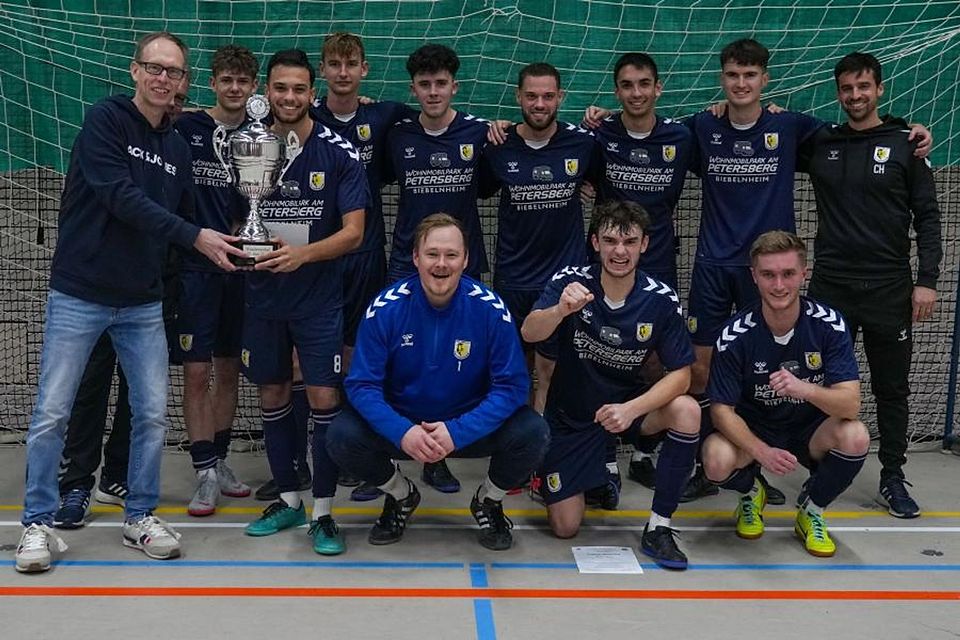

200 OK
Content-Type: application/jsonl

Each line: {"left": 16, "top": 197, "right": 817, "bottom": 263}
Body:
{"left": 277, "top": 130, "right": 301, "bottom": 184}
{"left": 212, "top": 125, "right": 233, "bottom": 184}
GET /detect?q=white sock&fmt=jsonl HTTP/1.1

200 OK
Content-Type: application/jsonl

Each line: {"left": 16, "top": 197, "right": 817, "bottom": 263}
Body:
{"left": 804, "top": 499, "right": 824, "bottom": 517}
{"left": 280, "top": 491, "right": 301, "bottom": 509}
{"left": 648, "top": 511, "right": 671, "bottom": 530}
{"left": 631, "top": 450, "right": 651, "bottom": 462}
{"left": 477, "top": 476, "right": 507, "bottom": 503}
{"left": 606, "top": 462, "right": 620, "bottom": 475}
{"left": 378, "top": 467, "right": 411, "bottom": 500}
{"left": 313, "top": 497, "right": 333, "bottom": 519}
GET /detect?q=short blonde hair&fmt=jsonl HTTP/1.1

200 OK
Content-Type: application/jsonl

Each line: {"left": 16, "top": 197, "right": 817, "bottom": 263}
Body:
{"left": 414, "top": 213, "right": 466, "bottom": 252}
{"left": 750, "top": 230, "right": 806, "bottom": 266}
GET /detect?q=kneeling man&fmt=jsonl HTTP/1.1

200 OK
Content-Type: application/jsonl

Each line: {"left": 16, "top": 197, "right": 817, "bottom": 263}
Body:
{"left": 702, "top": 230, "right": 869, "bottom": 557}
{"left": 521, "top": 200, "right": 700, "bottom": 570}
{"left": 328, "top": 213, "right": 549, "bottom": 551}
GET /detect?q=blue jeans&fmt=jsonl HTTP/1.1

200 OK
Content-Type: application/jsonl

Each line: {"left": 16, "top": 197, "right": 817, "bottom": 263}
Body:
{"left": 327, "top": 405, "right": 550, "bottom": 490}
{"left": 23, "top": 290, "right": 169, "bottom": 525}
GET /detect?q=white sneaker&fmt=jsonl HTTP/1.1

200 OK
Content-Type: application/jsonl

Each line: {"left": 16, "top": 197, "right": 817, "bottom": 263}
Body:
{"left": 122, "top": 515, "right": 182, "bottom": 560}
{"left": 15, "top": 523, "right": 68, "bottom": 573}
{"left": 217, "top": 459, "right": 251, "bottom": 497}
{"left": 187, "top": 468, "right": 219, "bottom": 517}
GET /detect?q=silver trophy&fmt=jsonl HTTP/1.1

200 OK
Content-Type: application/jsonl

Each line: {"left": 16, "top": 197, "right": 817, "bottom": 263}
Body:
{"left": 213, "top": 94, "right": 300, "bottom": 267}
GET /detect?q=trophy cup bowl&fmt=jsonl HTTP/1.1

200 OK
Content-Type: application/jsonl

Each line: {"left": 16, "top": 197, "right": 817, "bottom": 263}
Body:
{"left": 214, "top": 95, "right": 298, "bottom": 268}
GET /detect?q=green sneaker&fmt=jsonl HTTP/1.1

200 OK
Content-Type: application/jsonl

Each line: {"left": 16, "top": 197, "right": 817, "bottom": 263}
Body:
{"left": 245, "top": 500, "right": 306, "bottom": 537}
{"left": 735, "top": 481, "right": 766, "bottom": 540}
{"left": 308, "top": 515, "right": 346, "bottom": 555}
{"left": 795, "top": 508, "right": 836, "bottom": 557}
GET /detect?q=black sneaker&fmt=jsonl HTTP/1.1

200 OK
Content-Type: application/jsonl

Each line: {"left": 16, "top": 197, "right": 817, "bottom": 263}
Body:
{"left": 585, "top": 474, "right": 621, "bottom": 510}
{"left": 350, "top": 482, "right": 384, "bottom": 502}
{"left": 470, "top": 489, "right": 514, "bottom": 551}
{"left": 255, "top": 466, "right": 312, "bottom": 501}
{"left": 369, "top": 481, "right": 421, "bottom": 545}
{"left": 628, "top": 457, "right": 657, "bottom": 489}
{"left": 877, "top": 475, "right": 920, "bottom": 519}
{"left": 95, "top": 479, "right": 129, "bottom": 506}
{"left": 758, "top": 472, "right": 786, "bottom": 506}
{"left": 54, "top": 488, "right": 91, "bottom": 530}
{"left": 422, "top": 460, "right": 461, "bottom": 493}
{"left": 678, "top": 465, "right": 719, "bottom": 503}
{"left": 640, "top": 524, "right": 688, "bottom": 570}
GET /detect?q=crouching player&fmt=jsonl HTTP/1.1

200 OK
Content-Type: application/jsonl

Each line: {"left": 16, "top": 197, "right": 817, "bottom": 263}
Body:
{"left": 702, "top": 230, "right": 869, "bottom": 557}
{"left": 521, "top": 200, "right": 700, "bottom": 570}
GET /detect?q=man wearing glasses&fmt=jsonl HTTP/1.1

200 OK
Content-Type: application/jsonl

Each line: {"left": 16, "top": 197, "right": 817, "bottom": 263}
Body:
{"left": 15, "top": 31, "right": 242, "bottom": 573}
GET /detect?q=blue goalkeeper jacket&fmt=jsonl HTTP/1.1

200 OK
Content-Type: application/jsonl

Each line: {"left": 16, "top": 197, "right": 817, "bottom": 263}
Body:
{"left": 345, "top": 275, "right": 529, "bottom": 449}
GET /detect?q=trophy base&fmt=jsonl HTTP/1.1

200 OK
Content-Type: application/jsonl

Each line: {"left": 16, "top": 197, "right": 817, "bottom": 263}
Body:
{"left": 230, "top": 239, "right": 279, "bottom": 268}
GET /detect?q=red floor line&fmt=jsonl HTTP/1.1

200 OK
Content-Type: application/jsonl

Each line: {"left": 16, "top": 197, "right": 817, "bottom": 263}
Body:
{"left": 1, "top": 586, "right": 958, "bottom": 600}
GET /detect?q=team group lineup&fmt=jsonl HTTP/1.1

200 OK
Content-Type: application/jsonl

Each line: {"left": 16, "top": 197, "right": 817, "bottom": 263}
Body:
{"left": 13, "top": 29, "right": 942, "bottom": 574}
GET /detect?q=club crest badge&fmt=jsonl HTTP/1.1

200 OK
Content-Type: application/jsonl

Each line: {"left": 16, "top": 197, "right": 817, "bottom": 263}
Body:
{"left": 179, "top": 334, "right": 193, "bottom": 352}
{"left": 565, "top": 158, "right": 579, "bottom": 176}
{"left": 873, "top": 146, "right": 890, "bottom": 163}
{"left": 356, "top": 123, "right": 372, "bottom": 141}
{"left": 805, "top": 351, "right": 822, "bottom": 370}
{"left": 687, "top": 316, "right": 698, "bottom": 334}
{"left": 662, "top": 145, "right": 676, "bottom": 162}
{"left": 309, "top": 171, "right": 325, "bottom": 190}
{"left": 460, "top": 144, "right": 474, "bottom": 161}
{"left": 241, "top": 349, "right": 250, "bottom": 368}
{"left": 764, "top": 132, "right": 779, "bottom": 150}
{"left": 546, "top": 472, "right": 562, "bottom": 493}
{"left": 636, "top": 323, "right": 653, "bottom": 342}
{"left": 454, "top": 339, "right": 472, "bottom": 360}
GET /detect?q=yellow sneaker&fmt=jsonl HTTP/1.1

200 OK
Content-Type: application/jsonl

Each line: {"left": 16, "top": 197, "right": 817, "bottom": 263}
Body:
{"left": 735, "top": 481, "right": 766, "bottom": 540}
{"left": 795, "top": 508, "right": 836, "bottom": 557}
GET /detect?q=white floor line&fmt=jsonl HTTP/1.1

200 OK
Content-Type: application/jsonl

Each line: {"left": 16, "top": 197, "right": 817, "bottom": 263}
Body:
{"left": 2, "top": 520, "right": 959, "bottom": 533}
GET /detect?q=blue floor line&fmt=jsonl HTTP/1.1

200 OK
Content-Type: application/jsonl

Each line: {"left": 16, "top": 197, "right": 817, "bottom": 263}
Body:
{"left": 491, "top": 562, "right": 960, "bottom": 572}
{"left": 0, "top": 559, "right": 463, "bottom": 569}
{"left": 470, "top": 563, "right": 496, "bottom": 640}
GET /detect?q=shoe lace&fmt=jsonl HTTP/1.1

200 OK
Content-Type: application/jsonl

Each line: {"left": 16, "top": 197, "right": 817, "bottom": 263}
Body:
{"left": 739, "top": 495, "right": 758, "bottom": 524}
{"left": 134, "top": 515, "right": 182, "bottom": 541}
{"left": 481, "top": 499, "right": 514, "bottom": 533}
{"left": 61, "top": 489, "right": 89, "bottom": 509}
{"left": 308, "top": 516, "right": 338, "bottom": 538}
{"left": 806, "top": 511, "right": 828, "bottom": 541}
{"left": 261, "top": 500, "right": 292, "bottom": 520}
{"left": 22, "top": 524, "right": 68, "bottom": 553}
{"left": 884, "top": 477, "right": 914, "bottom": 501}
{"left": 651, "top": 526, "right": 682, "bottom": 551}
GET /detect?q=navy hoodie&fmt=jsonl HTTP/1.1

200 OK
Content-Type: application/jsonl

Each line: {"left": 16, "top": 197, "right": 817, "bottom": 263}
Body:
{"left": 50, "top": 95, "right": 200, "bottom": 307}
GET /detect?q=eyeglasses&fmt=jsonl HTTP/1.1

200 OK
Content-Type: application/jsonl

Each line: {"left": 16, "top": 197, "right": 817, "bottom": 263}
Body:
{"left": 136, "top": 60, "right": 187, "bottom": 81}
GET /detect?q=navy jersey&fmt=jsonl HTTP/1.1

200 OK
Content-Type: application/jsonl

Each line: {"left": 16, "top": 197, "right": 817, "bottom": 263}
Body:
{"left": 535, "top": 264, "right": 694, "bottom": 430}
{"left": 175, "top": 110, "right": 247, "bottom": 272}
{"left": 686, "top": 110, "right": 823, "bottom": 266}
{"left": 480, "top": 122, "right": 600, "bottom": 290}
{"left": 310, "top": 98, "right": 415, "bottom": 253}
{"left": 707, "top": 296, "right": 859, "bottom": 433}
{"left": 345, "top": 275, "right": 529, "bottom": 449}
{"left": 593, "top": 114, "right": 694, "bottom": 275}
{"left": 246, "top": 122, "right": 370, "bottom": 319}
{"left": 385, "top": 111, "right": 490, "bottom": 277}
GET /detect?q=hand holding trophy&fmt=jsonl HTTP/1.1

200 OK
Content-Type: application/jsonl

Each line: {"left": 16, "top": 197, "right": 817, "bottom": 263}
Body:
{"left": 213, "top": 94, "right": 300, "bottom": 268}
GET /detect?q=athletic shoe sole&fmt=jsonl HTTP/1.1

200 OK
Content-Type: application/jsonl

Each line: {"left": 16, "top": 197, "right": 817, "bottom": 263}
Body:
{"left": 875, "top": 493, "right": 921, "bottom": 519}
{"left": 794, "top": 525, "right": 835, "bottom": 558}
{"left": 15, "top": 559, "right": 50, "bottom": 573}
{"left": 122, "top": 537, "right": 181, "bottom": 560}
{"left": 95, "top": 490, "right": 126, "bottom": 506}
{"left": 187, "top": 505, "right": 216, "bottom": 517}
{"left": 220, "top": 487, "right": 251, "bottom": 498}
{"left": 640, "top": 546, "right": 688, "bottom": 570}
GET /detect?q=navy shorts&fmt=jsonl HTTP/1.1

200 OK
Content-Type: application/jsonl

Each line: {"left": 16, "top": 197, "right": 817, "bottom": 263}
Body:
{"left": 749, "top": 418, "right": 824, "bottom": 470}
{"left": 687, "top": 262, "right": 759, "bottom": 346}
{"left": 497, "top": 286, "right": 558, "bottom": 360}
{"left": 342, "top": 249, "right": 387, "bottom": 347}
{"left": 241, "top": 309, "right": 343, "bottom": 387}
{"left": 173, "top": 270, "right": 245, "bottom": 363}
{"left": 537, "top": 422, "right": 608, "bottom": 505}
